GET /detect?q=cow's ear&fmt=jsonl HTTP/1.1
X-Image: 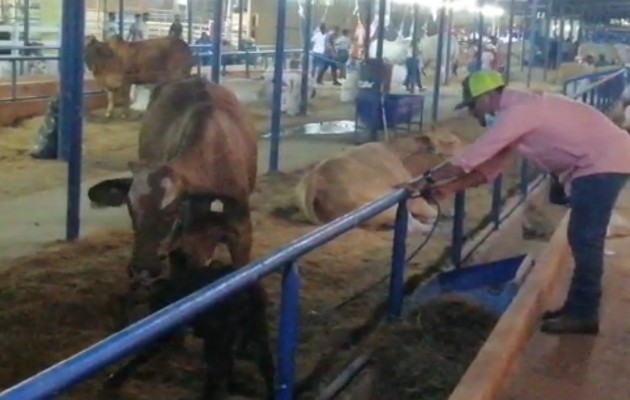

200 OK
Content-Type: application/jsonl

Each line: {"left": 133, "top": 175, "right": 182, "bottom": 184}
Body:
{"left": 88, "top": 178, "right": 132, "bottom": 208}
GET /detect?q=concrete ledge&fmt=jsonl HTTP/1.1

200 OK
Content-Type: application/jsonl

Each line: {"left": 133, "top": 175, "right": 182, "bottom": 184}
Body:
{"left": 448, "top": 211, "right": 571, "bottom": 400}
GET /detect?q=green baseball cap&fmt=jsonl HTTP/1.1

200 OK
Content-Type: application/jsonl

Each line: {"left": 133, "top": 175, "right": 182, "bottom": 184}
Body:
{"left": 454, "top": 71, "right": 506, "bottom": 110}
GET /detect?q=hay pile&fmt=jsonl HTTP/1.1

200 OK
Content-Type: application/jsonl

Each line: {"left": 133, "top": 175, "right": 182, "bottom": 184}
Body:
{"left": 367, "top": 296, "right": 498, "bottom": 400}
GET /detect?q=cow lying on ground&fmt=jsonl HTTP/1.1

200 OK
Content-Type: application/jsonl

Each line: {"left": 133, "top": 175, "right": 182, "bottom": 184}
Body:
{"left": 294, "top": 130, "right": 464, "bottom": 233}
{"left": 84, "top": 35, "right": 194, "bottom": 118}
{"left": 88, "top": 76, "right": 258, "bottom": 289}
{"left": 103, "top": 250, "right": 275, "bottom": 400}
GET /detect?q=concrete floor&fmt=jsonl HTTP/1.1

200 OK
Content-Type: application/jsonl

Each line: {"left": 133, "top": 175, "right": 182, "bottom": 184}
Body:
{"left": 498, "top": 186, "right": 630, "bottom": 400}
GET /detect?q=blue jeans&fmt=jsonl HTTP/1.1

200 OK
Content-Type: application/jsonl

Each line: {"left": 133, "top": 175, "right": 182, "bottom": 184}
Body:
{"left": 404, "top": 57, "right": 422, "bottom": 91}
{"left": 565, "top": 173, "right": 629, "bottom": 319}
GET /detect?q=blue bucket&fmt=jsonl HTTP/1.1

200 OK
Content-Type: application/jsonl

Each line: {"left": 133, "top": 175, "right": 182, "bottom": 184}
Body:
{"left": 409, "top": 254, "right": 528, "bottom": 317}
{"left": 355, "top": 89, "right": 424, "bottom": 131}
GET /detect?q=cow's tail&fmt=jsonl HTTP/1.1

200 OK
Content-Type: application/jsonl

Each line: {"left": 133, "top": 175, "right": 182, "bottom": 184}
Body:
{"left": 294, "top": 168, "right": 322, "bottom": 225}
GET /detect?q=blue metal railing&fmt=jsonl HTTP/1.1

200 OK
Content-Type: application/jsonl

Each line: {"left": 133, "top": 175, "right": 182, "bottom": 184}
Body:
{"left": 0, "top": 44, "right": 304, "bottom": 103}
{"left": 562, "top": 66, "right": 628, "bottom": 105}
{"left": 0, "top": 69, "right": 627, "bottom": 400}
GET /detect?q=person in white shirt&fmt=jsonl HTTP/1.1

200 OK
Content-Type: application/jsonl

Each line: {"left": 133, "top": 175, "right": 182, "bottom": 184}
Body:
{"left": 316, "top": 26, "right": 341, "bottom": 85}
{"left": 334, "top": 28, "right": 351, "bottom": 79}
{"left": 311, "top": 23, "right": 327, "bottom": 77}
{"left": 103, "top": 12, "right": 118, "bottom": 40}
{"left": 127, "top": 14, "right": 148, "bottom": 41}
{"left": 403, "top": 43, "right": 424, "bottom": 92}
{"left": 480, "top": 48, "right": 494, "bottom": 71}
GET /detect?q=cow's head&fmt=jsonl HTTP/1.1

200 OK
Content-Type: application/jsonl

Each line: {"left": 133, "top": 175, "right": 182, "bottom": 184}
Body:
{"left": 84, "top": 36, "right": 115, "bottom": 70}
{"left": 89, "top": 161, "right": 229, "bottom": 287}
{"left": 89, "top": 163, "right": 183, "bottom": 282}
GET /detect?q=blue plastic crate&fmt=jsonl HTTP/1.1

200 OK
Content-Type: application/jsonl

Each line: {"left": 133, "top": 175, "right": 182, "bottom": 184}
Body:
{"left": 355, "top": 89, "right": 424, "bottom": 131}
{"left": 409, "top": 254, "right": 528, "bottom": 317}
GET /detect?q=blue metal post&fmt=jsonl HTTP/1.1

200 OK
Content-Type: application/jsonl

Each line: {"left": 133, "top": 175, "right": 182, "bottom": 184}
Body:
{"left": 431, "top": 6, "right": 446, "bottom": 124}
{"left": 451, "top": 191, "right": 465, "bottom": 268}
{"left": 444, "top": 5, "right": 454, "bottom": 83}
{"left": 375, "top": 0, "right": 386, "bottom": 62}
{"left": 238, "top": 0, "right": 244, "bottom": 49}
{"left": 388, "top": 200, "right": 408, "bottom": 320}
{"left": 211, "top": 0, "right": 224, "bottom": 83}
{"left": 526, "top": 0, "right": 539, "bottom": 88}
{"left": 300, "top": 0, "right": 312, "bottom": 116}
{"left": 491, "top": 176, "right": 502, "bottom": 229}
{"left": 504, "top": 0, "right": 516, "bottom": 83}
{"left": 519, "top": 159, "right": 529, "bottom": 197}
{"left": 187, "top": 0, "right": 193, "bottom": 44}
{"left": 476, "top": 8, "right": 484, "bottom": 69}
{"left": 520, "top": 21, "right": 526, "bottom": 71}
{"left": 409, "top": 4, "right": 420, "bottom": 94}
{"left": 118, "top": 0, "right": 124, "bottom": 36}
{"left": 542, "top": 1, "right": 552, "bottom": 81}
{"left": 370, "top": 0, "right": 387, "bottom": 142}
{"left": 276, "top": 263, "right": 301, "bottom": 400}
{"left": 363, "top": 0, "right": 373, "bottom": 62}
{"left": 60, "top": 0, "right": 85, "bottom": 241}
{"left": 268, "top": 0, "right": 287, "bottom": 172}
{"left": 23, "top": 0, "right": 30, "bottom": 46}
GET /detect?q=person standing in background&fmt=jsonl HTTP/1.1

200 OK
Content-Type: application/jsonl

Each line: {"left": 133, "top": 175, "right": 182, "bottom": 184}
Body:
{"left": 127, "top": 14, "right": 144, "bottom": 41}
{"left": 169, "top": 15, "right": 183, "bottom": 39}
{"left": 335, "top": 28, "right": 352, "bottom": 80}
{"left": 404, "top": 41, "right": 424, "bottom": 93}
{"left": 311, "top": 23, "right": 327, "bottom": 78}
{"left": 316, "top": 26, "right": 341, "bottom": 86}
{"left": 103, "top": 12, "right": 118, "bottom": 40}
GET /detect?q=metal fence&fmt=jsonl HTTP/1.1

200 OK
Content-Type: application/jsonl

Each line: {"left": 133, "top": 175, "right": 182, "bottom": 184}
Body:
{"left": 0, "top": 44, "right": 303, "bottom": 103}
{"left": 0, "top": 68, "right": 627, "bottom": 400}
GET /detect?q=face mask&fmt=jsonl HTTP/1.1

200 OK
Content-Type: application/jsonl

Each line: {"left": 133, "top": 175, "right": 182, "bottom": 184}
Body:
{"left": 484, "top": 113, "right": 497, "bottom": 127}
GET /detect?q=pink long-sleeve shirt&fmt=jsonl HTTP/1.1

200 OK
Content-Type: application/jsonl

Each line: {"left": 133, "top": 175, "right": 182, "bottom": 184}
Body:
{"left": 451, "top": 89, "right": 630, "bottom": 187}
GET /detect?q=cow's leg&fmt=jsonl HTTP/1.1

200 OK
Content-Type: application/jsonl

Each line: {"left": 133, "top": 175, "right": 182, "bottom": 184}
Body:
{"left": 225, "top": 211, "right": 254, "bottom": 362}
{"left": 226, "top": 209, "right": 253, "bottom": 268}
{"left": 105, "top": 89, "right": 115, "bottom": 118}
{"left": 247, "top": 286, "right": 275, "bottom": 400}
{"left": 120, "top": 85, "right": 132, "bottom": 119}
{"left": 201, "top": 337, "right": 233, "bottom": 400}
{"left": 102, "top": 342, "right": 163, "bottom": 389}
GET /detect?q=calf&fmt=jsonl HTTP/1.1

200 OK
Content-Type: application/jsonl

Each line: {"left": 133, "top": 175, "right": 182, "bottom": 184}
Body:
{"left": 104, "top": 250, "right": 275, "bottom": 400}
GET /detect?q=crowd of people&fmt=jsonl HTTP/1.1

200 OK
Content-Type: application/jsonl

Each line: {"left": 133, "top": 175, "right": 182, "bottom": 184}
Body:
{"left": 310, "top": 22, "right": 428, "bottom": 92}
{"left": 310, "top": 23, "right": 352, "bottom": 86}
{"left": 102, "top": 12, "right": 184, "bottom": 42}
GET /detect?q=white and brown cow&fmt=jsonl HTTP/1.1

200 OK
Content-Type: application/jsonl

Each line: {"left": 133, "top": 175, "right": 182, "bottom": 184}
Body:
{"left": 294, "top": 129, "right": 465, "bottom": 233}
{"left": 87, "top": 76, "right": 258, "bottom": 284}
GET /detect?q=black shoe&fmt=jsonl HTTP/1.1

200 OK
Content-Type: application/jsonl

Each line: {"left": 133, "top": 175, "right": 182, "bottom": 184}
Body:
{"left": 333, "top": 81, "right": 342, "bottom": 86}
{"left": 542, "top": 307, "right": 566, "bottom": 320}
{"left": 540, "top": 315, "right": 599, "bottom": 335}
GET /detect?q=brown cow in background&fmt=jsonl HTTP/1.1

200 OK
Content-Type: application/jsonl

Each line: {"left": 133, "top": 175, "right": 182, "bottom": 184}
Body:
{"left": 84, "top": 35, "right": 193, "bottom": 118}
{"left": 87, "top": 76, "right": 258, "bottom": 287}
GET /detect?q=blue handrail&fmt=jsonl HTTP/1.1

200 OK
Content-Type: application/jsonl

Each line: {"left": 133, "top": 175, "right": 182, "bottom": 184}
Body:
{"left": 0, "top": 69, "right": 626, "bottom": 400}
{"left": 0, "top": 47, "right": 302, "bottom": 102}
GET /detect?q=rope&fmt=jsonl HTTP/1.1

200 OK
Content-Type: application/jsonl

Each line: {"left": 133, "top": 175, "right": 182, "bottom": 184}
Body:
{"left": 316, "top": 195, "right": 442, "bottom": 318}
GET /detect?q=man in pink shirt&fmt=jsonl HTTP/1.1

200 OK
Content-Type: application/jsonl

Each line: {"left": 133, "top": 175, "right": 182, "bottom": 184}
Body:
{"left": 406, "top": 71, "right": 630, "bottom": 335}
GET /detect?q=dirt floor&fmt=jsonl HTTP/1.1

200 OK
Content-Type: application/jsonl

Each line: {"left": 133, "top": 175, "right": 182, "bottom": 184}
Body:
{"left": 0, "top": 108, "right": 531, "bottom": 399}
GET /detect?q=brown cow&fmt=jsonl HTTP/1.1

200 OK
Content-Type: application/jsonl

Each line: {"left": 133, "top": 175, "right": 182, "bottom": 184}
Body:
{"left": 294, "top": 130, "right": 464, "bottom": 233}
{"left": 87, "top": 76, "right": 258, "bottom": 287}
{"left": 84, "top": 35, "right": 194, "bottom": 118}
